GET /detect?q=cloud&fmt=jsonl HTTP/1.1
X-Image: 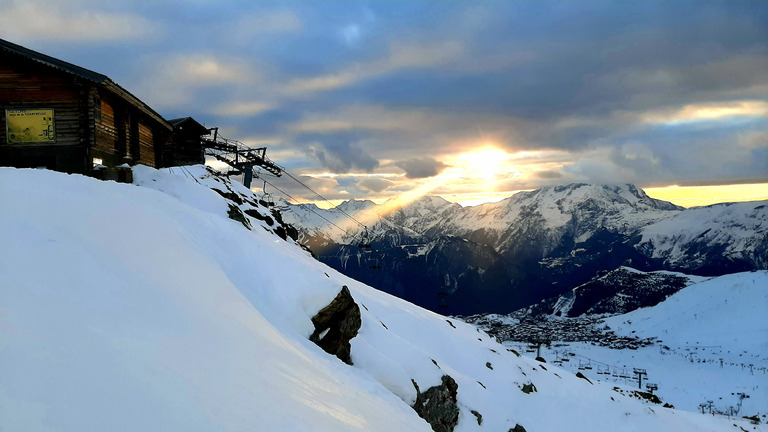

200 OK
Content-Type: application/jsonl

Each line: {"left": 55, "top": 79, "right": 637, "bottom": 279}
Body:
{"left": 211, "top": 101, "right": 271, "bottom": 117}
{"left": 286, "top": 40, "right": 463, "bottom": 94}
{"left": 640, "top": 100, "right": 768, "bottom": 126}
{"left": 165, "top": 55, "right": 255, "bottom": 85}
{"left": 133, "top": 54, "right": 261, "bottom": 109}
{"left": 231, "top": 9, "right": 302, "bottom": 43}
{"left": 305, "top": 142, "right": 379, "bottom": 174}
{"left": 533, "top": 170, "right": 563, "bottom": 179}
{"left": 0, "top": 1, "right": 160, "bottom": 43}
{"left": 357, "top": 178, "right": 393, "bottom": 193}
{"left": 395, "top": 157, "right": 449, "bottom": 179}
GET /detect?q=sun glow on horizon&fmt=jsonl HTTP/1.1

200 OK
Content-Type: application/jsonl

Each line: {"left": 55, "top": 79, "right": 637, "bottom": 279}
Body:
{"left": 643, "top": 183, "right": 768, "bottom": 208}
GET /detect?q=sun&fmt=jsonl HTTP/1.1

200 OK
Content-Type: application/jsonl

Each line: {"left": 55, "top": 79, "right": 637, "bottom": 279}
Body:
{"left": 454, "top": 146, "right": 511, "bottom": 180}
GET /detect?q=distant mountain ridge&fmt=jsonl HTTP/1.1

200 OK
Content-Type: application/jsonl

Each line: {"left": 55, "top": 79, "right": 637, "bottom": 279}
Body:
{"left": 278, "top": 183, "right": 767, "bottom": 315}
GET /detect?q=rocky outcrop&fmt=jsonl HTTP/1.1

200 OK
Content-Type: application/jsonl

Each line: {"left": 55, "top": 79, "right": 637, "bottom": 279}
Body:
{"left": 412, "top": 375, "right": 460, "bottom": 432}
{"left": 309, "top": 286, "right": 361, "bottom": 365}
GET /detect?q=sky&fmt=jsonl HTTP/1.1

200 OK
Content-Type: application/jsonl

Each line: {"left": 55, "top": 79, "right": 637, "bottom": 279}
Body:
{"left": 1, "top": 0, "right": 766, "bottom": 207}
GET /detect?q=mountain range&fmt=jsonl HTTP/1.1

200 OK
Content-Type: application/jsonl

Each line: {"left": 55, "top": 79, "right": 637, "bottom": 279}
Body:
{"left": 278, "top": 184, "right": 767, "bottom": 315}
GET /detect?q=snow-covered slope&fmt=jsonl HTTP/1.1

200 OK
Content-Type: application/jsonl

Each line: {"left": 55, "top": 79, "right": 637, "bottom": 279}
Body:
{"left": 638, "top": 202, "right": 768, "bottom": 272}
{"left": 469, "top": 272, "right": 767, "bottom": 419}
{"left": 520, "top": 267, "right": 711, "bottom": 318}
{"left": 605, "top": 271, "right": 768, "bottom": 353}
{"left": 0, "top": 167, "right": 752, "bottom": 432}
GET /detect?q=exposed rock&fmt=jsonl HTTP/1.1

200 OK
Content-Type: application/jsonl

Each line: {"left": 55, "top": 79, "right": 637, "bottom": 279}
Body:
{"left": 212, "top": 188, "right": 243, "bottom": 205}
{"left": 486, "top": 362, "right": 493, "bottom": 370}
{"left": 576, "top": 372, "right": 593, "bottom": 384}
{"left": 227, "top": 204, "right": 251, "bottom": 230}
{"left": 412, "top": 375, "right": 460, "bottom": 432}
{"left": 510, "top": 424, "right": 527, "bottom": 432}
{"left": 535, "top": 356, "right": 546, "bottom": 363}
{"left": 244, "top": 209, "right": 274, "bottom": 226}
{"left": 470, "top": 410, "right": 483, "bottom": 425}
{"left": 521, "top": 383, "right": 537, "bottom": 394}
{"left": 632, "top": 390, "right": 662, "bottom": 404}
{"left": 309, "top": 286, "right": 361, "bottom": 365}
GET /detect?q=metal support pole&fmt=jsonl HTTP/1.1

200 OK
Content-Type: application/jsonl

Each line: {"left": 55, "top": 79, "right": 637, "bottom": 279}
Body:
{"left": 244, "top": 168, "right": 253, "bottom": 189}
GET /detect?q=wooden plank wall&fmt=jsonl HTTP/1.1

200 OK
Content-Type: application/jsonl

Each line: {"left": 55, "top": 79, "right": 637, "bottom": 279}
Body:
{"left": 2, "top": 51, "right": 170, "bottom": 171}
{"left": 138, "top": 120, "right": 154, "bottom": 166}
{"left": 93, "top": 95, "right": 120, "bottom": 164}
{"left": 0, "top": 54, "right": 90, "bottom": 172}
{"left": 0, "top": 61, "right": 83, "bottom": 148}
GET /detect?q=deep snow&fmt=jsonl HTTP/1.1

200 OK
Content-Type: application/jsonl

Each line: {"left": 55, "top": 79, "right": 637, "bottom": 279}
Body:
{"left": 0, "top": 166, "right": 762, "bottom": 432}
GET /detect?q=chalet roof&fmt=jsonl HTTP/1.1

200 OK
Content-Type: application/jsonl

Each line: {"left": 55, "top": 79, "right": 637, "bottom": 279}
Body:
{"left": 168, "top": 117, "right": 210, "bottom": 135}
{"left": 0, "top": 38, "right": 171, "bottom": 131}
{"left": 0, "top": 38, "right": 108, "bottom": 83}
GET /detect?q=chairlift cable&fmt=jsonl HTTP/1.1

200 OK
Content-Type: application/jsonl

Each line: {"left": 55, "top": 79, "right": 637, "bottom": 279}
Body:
{"left": 260, "top": 178, "right": 354, "bottom": 237}
{"left": 281, "top": 170, "right": 367, "bottom": 230}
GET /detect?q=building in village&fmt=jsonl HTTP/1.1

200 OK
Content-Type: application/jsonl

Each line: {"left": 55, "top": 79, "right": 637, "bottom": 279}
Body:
{"left": 0, "top": 38, "right": 209, "bottom": 176}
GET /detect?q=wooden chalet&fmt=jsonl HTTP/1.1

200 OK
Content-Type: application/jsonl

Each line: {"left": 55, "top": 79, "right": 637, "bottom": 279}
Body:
{"left": 167, "top": 117, "right": 208, "bottom": 166}
{"left": 0, "top": 38, "right": 175, "bottom": 174}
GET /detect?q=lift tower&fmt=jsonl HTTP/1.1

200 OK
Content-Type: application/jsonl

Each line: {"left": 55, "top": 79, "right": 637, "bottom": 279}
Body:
{"left": 202, "top": 128, "right": 282, "bottom": 188}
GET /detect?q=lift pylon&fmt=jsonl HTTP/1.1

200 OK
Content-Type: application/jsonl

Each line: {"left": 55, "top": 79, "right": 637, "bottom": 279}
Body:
{"left": 202, "top": 128, "right": 282, "bottom": 188}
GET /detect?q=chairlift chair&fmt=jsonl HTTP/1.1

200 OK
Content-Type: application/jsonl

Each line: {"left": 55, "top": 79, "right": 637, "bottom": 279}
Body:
{"left": 258, "top": 181, "right": 275, "bottom": 207}
{"left": 358, "top": 227, "right": 372, "bottom": 249}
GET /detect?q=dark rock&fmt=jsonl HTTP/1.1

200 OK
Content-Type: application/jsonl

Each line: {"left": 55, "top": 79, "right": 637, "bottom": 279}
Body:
{"left": 510, "top": 424, "right": 527, "bottom": 432}
{"left": 412, "top": 375, "right": 460, "bottom": 432}
{"left": 274, "top": 226, "right": 287, "bottom": 240}
{"left": 244, "top": 209, "right": 274, "bottom": 226}
{"left": 521, "top": 383, "right": 537, "bottom": 394}
{"left": 227, "top": 204, "right": 251, "bottom": 230}
{"left": 309, "top": 286, "right": 361, "bottom": 365}
{"left": 212, "top": 188, "right": 243, "bottom": 205}
{"left": 535, "top": 356, "right": 546, "bottom": 363}
{"left": 576, "top": 372, "right": 593, "bottom": 384}
{"left": 632, "top": 390, "right": 662, "bottom": 404}
{"left": 486, "top": 362, "right": 493, "bottom": 370}
{"left": 470, "top": 410, "right": 483, "bottom": 425}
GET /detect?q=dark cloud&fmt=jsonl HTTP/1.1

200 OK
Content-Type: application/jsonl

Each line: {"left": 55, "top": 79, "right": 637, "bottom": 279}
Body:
{"left": 395, "top": 157, "right": 449, "bottom": 179}
{"left": 305, "top": 141, "right": 379, "bottom": 173}
{"left": 533, "top": 170, "right": 563, "bottom": 179}
{"left": 357, "top": 178, "right": 393, "bottom": 193}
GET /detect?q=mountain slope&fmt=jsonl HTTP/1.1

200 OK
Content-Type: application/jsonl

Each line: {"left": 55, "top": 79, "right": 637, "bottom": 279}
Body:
{"left": 479, "top": 272, "right": 768, "bottom": 420}
{"left": 604, "top": 271, "right": 768, "bottom": 352}
{"left": 516, "top": 267, "right": 711, "bottom": 318}
{"left": 0, "top": 167, "right": 750, "bottom": 432}
{"left": 280, "top": 184, "right": 766, "bottom": 314}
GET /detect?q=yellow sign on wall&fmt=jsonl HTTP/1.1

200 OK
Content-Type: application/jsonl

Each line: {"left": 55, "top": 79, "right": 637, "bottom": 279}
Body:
{"left": 5, "top": 108, "right": 56, "bottom": 144}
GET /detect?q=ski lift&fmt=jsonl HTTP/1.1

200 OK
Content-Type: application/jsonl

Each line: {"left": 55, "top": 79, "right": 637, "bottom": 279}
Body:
{"left": 358, "top": 227, "right": 372, "bottom": 249}
{"left": 258, "top": 181, "right": 275, "bottom": 207}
